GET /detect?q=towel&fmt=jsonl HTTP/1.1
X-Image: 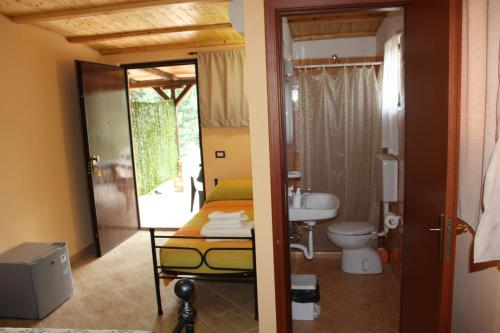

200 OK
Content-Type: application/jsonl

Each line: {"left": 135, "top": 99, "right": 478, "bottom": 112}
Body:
{"left": 201, "top": 221, "right": 254, "bottom": 242}
{"left": 474, "top": 138, "right": 500, "bottom": 262}
{"left": 203, "top": 221, "right": 247, "bottom": 229}
{"left": 208, "top": 210, "right": 249, "bottom": 221}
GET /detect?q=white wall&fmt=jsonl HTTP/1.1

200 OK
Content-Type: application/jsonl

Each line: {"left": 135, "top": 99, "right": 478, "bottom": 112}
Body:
{"left": 376, "top": 12, "right": 404, "bottom": 55}
{"left": 452, "top": 233, "right": 500, "bottom": 333}
{"left": 293, "top": 36, "right": 376, "bottom": 59}
{"left": 282, "top": 18, "right": 293, "bottom": 60}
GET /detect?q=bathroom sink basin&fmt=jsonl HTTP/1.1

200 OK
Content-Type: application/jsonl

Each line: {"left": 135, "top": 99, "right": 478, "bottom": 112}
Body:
{"left": 289, "top": 192, "right": 340, "bottom": 222}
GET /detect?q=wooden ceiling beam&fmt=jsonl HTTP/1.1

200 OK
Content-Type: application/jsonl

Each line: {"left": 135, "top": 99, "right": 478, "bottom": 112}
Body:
{"left": 293, "top": 31, "right": 377, "bottom": 42}
{"left": 287, "top": 13, "right": 386, "bottom": 24}
{"left": 9, "top": 0, "right": 229, "bottom": 24}
{"left": 66, "top": 23, "right": 232, "bottom": 44}
{"left": 100, "top": 40, "right": 244, "bottom": 55}
{"left": 175, "top": 84, "right": 194, "bottom": 106}
{"left": 141, "top": 68, "right": 177, "bottom": 80}
{"left": 153, "top": 87, "right": 171, "bottom": 100}
{"left": 129, "top": 79, "right": 195, "bottom": 89}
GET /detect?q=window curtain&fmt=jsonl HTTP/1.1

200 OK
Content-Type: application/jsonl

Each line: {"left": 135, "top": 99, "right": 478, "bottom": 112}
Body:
{"left": 197, "top": 50, "right": 249, "bottom": 127}
{"left": 381, "top": 33, "right": 403, "bottom": 156}
{"left": 458, "top": 0, "right": 500, "bottom": 262}
{"left": 294, "top": 67, "right": 381, "bottom": 226}
{"left": 458, "top": 0, "right": 499, "bottom": 229}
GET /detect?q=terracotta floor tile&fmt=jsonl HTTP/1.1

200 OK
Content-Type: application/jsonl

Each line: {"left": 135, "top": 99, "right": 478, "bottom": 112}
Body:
{"left": 203, "top": 307, "right": 258, "bottom": 333}
{"left": 291, "top": 254, "right": 400, "bottom": 333}
{"left": 0, "top": 231, "right": 254, "bottom": 332}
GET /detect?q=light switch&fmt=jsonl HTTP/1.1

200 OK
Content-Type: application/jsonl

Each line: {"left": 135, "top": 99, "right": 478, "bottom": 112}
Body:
{"left": 215, "top": 151, "right": 226, "bottom": 158}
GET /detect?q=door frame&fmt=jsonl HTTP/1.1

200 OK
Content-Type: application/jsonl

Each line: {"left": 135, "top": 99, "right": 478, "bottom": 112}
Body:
{"left": 263, "top": 0, "right": 461, "bottom": 332}
{"left": 121, "top": 59, "right": 207, "bottom": 227}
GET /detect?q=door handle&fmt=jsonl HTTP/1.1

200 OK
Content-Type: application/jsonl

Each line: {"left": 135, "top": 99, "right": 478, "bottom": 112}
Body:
{"left": 89, "top": 155, "right": 101, "bottom": 176}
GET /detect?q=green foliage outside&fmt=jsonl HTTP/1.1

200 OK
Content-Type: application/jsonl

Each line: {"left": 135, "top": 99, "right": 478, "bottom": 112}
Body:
{"left": 130, "top": 99, "right": 178, "bottom": 196}
{"left": 176, "top": 85, "right": 200, "bottom": 158}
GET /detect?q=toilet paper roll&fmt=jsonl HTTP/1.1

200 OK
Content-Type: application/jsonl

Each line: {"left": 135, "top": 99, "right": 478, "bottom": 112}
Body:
{"left": 384, "top": 212, "right": 400, "bottom": 229}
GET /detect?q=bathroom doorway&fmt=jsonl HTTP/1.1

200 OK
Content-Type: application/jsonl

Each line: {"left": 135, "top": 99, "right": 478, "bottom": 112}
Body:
{"left": 265, "top": 1, "right": 461, "bottom": 332}
{"left": 282, "top": 8, "right": 404, "bottom": 332}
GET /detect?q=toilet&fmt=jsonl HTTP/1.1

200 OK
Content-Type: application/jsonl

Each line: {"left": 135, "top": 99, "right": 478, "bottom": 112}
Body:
{"left": 326, "top": 154, "right": 398, "bottom": 274}
{"left": 327, "top": 221, "right": 382, "bottom": 274}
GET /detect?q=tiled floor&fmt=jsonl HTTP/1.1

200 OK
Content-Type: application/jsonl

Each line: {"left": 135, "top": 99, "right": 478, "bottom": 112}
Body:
{"left": 0, "top": 232, "right": 257, "bottom": 333}
{"left": 291, "top": 253, "right": 400, "bottom": 333}
{"left": 138, "top": 179, "right": 199, "bottom": 229}
{"left": 0, "top": 232, "right": 399, "bottom": 333}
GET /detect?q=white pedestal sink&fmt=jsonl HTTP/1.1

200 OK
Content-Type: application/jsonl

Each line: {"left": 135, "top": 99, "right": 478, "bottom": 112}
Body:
{"left": 289, "top": 192, "right": 340, "bottom": 260}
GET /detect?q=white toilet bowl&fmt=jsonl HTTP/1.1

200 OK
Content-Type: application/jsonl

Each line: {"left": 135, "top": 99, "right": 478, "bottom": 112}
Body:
{"left": 326, "top": 221, "right": 382, "bottom": 274}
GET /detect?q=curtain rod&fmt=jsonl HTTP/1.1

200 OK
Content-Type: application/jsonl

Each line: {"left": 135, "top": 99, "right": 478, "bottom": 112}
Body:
{"left": 294, "top": 62, "right": 383, "bottom": 69}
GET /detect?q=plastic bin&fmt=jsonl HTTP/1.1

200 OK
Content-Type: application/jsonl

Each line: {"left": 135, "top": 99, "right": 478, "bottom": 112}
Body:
{"left": 291, "top": 274, "right": 321, "bottom": 320}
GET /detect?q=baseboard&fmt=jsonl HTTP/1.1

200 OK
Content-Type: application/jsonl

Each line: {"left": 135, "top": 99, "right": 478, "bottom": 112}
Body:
{"left": 70, "top": 243, "right": 95, "bottom": 264}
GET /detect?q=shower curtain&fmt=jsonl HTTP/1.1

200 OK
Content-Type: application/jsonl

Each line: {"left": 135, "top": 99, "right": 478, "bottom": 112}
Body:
{"left": 294, "top": 67, "right": 381, "bottom": 226}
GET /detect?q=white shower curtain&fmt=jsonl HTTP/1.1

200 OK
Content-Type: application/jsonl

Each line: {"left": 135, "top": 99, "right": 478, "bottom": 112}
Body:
{"left": 294, "top": 67, "right": 381, "bottom": 226}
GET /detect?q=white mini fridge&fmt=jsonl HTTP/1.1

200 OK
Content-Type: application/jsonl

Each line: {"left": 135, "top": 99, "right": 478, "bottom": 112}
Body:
{"left": 0, "top": 242, "right": 74, "bottom": 319}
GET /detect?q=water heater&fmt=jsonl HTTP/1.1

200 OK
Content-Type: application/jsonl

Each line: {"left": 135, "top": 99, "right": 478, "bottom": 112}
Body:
{"left": 377, "top": 154, "right": 398, "bottom": 203}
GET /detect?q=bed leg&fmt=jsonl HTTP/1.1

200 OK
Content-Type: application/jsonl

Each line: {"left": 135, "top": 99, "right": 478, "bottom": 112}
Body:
{"left": 150, "top": 228, "right": 164, "bottom": 315}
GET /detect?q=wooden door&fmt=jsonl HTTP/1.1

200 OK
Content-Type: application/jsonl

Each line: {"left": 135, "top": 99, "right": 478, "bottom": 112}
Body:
{"left": 76, "top": 61, "right": 139, "bottom": 256}
{"left": 401, "top": 0, "right": 461, "bottom": 332}
{"left": 263, "top": 0, "right": 461, "bottom": 332}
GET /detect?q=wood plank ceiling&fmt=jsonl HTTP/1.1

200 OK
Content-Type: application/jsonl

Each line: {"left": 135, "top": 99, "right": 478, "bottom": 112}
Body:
{"left": 128, "top": 64, "right": 196, "bottom": 105}
{"left": 0, "top": 0, "right": 244, "bottom": 55}
{"left": 287, "top": 12, "right": 387, "bottom": 42}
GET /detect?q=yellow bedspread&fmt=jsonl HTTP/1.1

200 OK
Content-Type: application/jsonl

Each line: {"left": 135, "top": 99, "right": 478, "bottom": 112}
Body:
{"left": 159, "top": 200, "right": 254, "bottom": 274}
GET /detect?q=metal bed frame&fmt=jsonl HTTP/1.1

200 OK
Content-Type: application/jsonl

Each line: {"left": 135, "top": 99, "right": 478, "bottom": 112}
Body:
{"left": 149, "top": 228, "right": 258, "bottom": 320}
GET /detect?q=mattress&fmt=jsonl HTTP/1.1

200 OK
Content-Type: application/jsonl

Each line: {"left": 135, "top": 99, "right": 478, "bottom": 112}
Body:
{"left": 159, "top": 200, "right": 254, "bottom": 274}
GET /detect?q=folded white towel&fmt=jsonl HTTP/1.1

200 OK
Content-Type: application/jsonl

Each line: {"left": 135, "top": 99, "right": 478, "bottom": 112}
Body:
{"left": 208, "top": 210, "right": 248, "bottom": 221}
{"left": 201, "top": 221, "right": 254, "bottom": 242}
{"left": 203, "top": 221, "right": 246, "bottom": 229}
{"left": 206, "top": 220, "right": 243, "bottom": 226}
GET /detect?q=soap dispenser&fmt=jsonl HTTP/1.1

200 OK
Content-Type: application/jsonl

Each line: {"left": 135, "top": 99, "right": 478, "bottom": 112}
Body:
{"left": 293, "top": 188, "right": 302, "bottom": 208}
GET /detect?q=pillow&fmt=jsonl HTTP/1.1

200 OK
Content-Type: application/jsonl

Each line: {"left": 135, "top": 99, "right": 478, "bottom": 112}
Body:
{"left": 206, "top": 179, "right": 253, "bottom": 202}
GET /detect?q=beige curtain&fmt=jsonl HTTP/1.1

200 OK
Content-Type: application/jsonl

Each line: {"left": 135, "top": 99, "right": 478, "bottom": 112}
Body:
{"left": 458, "top": 0, "right": 500, "bottom": 230}
{"left": 294, "top": 67, "right": 381, "bottom": 226}
{"left": 197, "top": 50, "right": 249, "bottom": 127}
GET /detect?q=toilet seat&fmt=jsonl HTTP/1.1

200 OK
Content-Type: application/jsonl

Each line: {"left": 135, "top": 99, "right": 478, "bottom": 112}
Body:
{"left": 327, "top": 221, "right": 375, "bottom": 236}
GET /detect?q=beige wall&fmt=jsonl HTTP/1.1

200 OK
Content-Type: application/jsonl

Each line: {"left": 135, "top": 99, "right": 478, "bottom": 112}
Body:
{"left": 244, "top": 1, "right": 277, "bottom": 331}
{"left": 201, "top": 127, "right": 252, "bottom": 195}
{"left": 0, "top": 15, "right": 101, "bottom": 256}
{"left": 452, "top": 233, "right": 500, "bottom": 333}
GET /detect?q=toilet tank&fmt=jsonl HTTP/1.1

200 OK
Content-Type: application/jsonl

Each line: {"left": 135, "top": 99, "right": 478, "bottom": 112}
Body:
{"left": 377, "top": 154, "right": 398, "bottom": 203}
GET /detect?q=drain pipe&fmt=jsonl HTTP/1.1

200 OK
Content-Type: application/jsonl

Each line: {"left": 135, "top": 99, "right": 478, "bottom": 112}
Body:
{"left": 290, "top": 222, "right": 315, "bottom": 260}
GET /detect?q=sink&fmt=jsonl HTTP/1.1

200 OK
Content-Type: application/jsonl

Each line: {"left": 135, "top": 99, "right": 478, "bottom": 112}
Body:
{"left": 288, "top": 192, "right": 340, "bottom": 222}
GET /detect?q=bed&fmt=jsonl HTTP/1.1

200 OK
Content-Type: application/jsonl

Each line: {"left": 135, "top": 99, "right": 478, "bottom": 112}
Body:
{"left": 149, "top": 179, "right": 258, "bottom": 319}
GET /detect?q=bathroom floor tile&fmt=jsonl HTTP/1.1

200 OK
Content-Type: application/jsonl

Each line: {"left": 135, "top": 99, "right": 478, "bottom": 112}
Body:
{"left": 291, "top": 255, "right": 400, "bottom": 333}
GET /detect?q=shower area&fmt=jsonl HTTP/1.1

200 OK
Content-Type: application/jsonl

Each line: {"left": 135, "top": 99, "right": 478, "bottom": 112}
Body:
{"left": 287, "top": 63, "right": 383, "bottom": 251}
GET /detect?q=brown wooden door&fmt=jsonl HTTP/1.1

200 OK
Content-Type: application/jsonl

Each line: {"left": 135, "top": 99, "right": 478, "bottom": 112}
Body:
{"left": 401, "top": 1, "right": 460, "bottom": 332}
{"left": 264, "top": 1, "right": 460, "bottom": 332}
{"left": 76, "top": 61, "right": 139, "bottom": 256}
